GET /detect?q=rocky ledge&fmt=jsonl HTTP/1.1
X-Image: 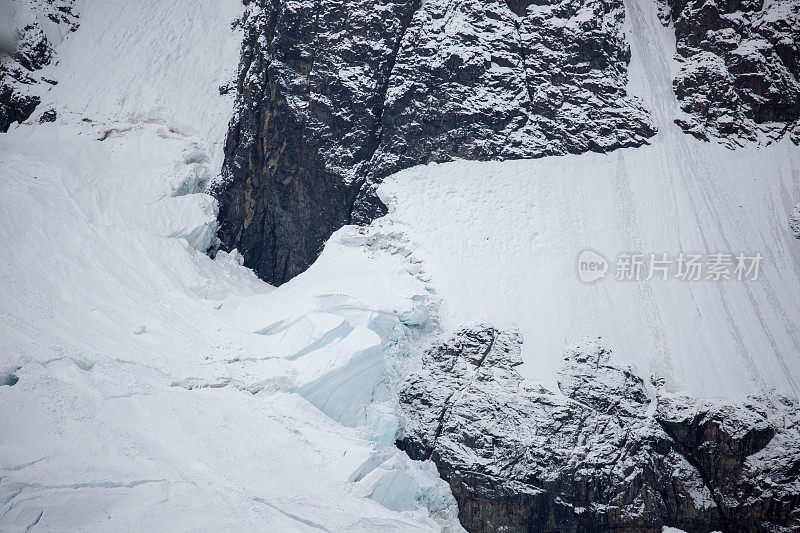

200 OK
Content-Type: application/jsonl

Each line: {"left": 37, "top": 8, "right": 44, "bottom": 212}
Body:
{"left": 397, "top": 325, "right": 800, "bottom": 532}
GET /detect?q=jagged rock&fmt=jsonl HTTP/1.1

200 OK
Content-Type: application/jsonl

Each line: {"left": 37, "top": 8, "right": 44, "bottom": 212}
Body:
{"left": 0, "top": 0, "right": 79, "bottom": 132}
{"left": 660, "top": 0, "right": 800, "bottom": 145}
{"left": 0, "top": 84, "right": 40, "bottom": 132}
{"left": 397, "top": 325, "right": 800, "bottom": 532}
{"left": 213, "top": 0, "right": 655, "bottom": 285}
{"left": 38, "top": 108, "right": 56, "bottom": 123}
{"left": 790, "top": 204, "right": 800, "bottom": 239}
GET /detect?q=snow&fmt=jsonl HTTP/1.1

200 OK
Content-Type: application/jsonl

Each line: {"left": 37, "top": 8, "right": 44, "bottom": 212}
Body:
{"left": 0, "top": 0, "right": 459, "bottom": 530}
{"left": 376, "top": 137, "right": 800, "bottom": 400}
{"left": 35, "top": 0, "right": 244, "bottom": 168}
{"left": 0, "top": 119, "right": 460, "bottom": 531}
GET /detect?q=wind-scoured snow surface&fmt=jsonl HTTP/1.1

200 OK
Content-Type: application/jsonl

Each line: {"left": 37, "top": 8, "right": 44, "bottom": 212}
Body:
{"left": 378, "top": 0, "right": 800, "bottom": 401}
{"left": 379, "top": 137, "right": 800, "bottom": 400}
{"left": 0, "top": 1, "right": 459, "bottom": 530}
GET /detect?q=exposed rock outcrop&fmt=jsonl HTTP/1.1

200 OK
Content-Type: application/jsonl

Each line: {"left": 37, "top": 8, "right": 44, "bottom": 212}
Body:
{"left": 213, "top": 0, "right": 655, "bottom": 285}
{"left": 0, "top": 0, "right": 78, "bottom": 132}
{"left": 790, "top": 203, "right": 800, "bottom": 239}
{"left": 397, "top": 325, "right": 800, "bottom": 532}
{"left": 660, "top": 0, "right": 800, "bottom": 145}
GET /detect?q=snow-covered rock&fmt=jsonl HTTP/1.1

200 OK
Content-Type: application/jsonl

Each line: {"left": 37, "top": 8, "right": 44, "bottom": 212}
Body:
{"left": 398, "top": 325, "right": 800, "bottom": 531}
{"left": 790, "top": 203, "right": 800, "bottom": 238}
{"left": 213, "top": 0, "right": 656, "bottom": 285}
{"left": 0, "top": 0, "right": 78, "bottom": 131}
{"left": 662, "top": 0, "right": 800, "bottom": 145}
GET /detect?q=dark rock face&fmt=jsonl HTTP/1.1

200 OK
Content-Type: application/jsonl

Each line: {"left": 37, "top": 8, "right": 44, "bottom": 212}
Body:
{"left": 661, "top": 0, "right": 800, "bottom": 145}
{"left": 0, "top": 0, "right": 79, "bottom": 132}
{"left": 0, "top": 84, "right": 40, "bottom": 132}
{"left": 38, "top": 108, "right": 57, "bottom": 123}
{"left": 212, "top": 0, "right": 420, "bottom": 284}
{"left": 213, "top": 0, "right": 656, "bottom": 285}
{"left": 397, "top": 325, "right": 800, "bottom": 532}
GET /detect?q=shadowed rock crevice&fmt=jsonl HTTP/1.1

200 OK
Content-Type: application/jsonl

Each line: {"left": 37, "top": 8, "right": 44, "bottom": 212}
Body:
{"left": 213, "top": 0, "right": 656, "bottom": 285}
{"left": 397, "top": 325, "right": 800, "bottom": 532}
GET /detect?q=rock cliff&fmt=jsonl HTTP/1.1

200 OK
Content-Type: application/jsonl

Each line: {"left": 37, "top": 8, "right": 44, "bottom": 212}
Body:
{"left": 213, "top": 0, "right": 655, "bottom": 285}
{"left": 662, "top": 0, "right": 800, "bottom": 145}
{"left": 397, "top": 326, "right": 800, "bottom": 532}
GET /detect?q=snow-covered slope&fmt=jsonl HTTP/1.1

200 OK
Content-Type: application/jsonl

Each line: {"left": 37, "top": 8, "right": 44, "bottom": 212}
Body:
{"left": 0, "top": 1, "right": 459, "bottom": 530}
{"left": 377, "top": 136, "right": 800, "bottom": 400}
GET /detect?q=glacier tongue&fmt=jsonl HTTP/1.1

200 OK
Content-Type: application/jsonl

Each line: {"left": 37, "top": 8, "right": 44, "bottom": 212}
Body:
{"left": 0, "top": 117, "right": 463, "bottom": 531}
{"left": 0, "top": 0, "right": 462, "bottom": 530}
